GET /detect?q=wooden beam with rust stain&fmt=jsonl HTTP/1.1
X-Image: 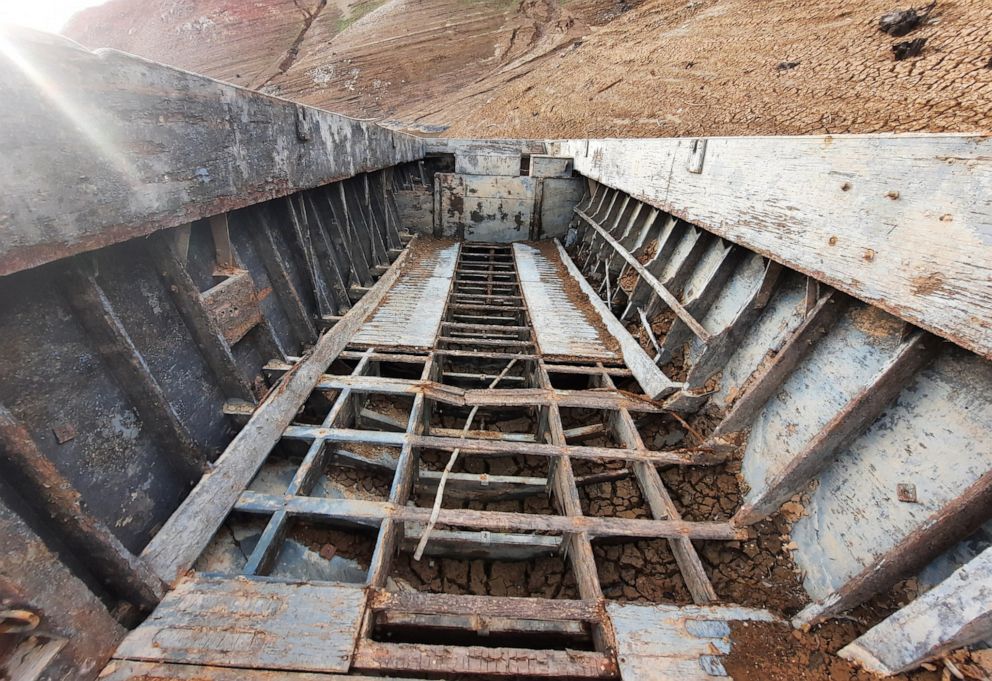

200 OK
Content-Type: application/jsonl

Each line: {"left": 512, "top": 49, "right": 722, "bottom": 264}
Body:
{"left": 0, "top": 405, "right": 166, "bottom": 610}
{"left": 0, "top": 28, "right": 424, "bottom": 277}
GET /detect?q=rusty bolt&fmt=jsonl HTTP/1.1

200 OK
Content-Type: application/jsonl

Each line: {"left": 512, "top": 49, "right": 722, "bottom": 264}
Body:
{"left": 896, "top": 483, "right": 917, "bottom": 503}
{"left": 52, "top": 423, "right": 76, "bottom": 444}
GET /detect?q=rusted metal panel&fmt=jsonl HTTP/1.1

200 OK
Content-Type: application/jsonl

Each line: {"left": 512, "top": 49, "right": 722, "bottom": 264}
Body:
{"left": 530, "top": 155, "right": 574, "bottom": 179}
{"left": 437, "top": 174, "right": 536, "bottom": 242}
{"left": 0, "top": 28, "right": 424, "bottom": 277}
{"left": 392, "top": 189, "right": 433, "bottom": 235}
{"left": 201, "top": 270, "right": 265, "bottom": 346}
{"left": 113, "top": 577, "right": 366, "bottom": 672}
{"left": 455, "top": 153, "right": 521, "bottom": 177}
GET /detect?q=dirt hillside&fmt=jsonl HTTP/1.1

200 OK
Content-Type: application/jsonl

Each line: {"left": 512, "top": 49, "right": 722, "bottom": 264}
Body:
{"left": 64, "top": 0, "right": 991, "bottom": 137}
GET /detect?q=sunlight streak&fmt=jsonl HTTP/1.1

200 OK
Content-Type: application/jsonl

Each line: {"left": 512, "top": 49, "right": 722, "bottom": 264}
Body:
{"left": 0, "top": 29, "right": 139, "bottom": 184}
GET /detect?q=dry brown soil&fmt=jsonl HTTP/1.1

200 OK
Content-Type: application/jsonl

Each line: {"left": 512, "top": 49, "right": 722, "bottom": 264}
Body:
{"left": 66, "top": 0, "right": 991, "bottom": 136}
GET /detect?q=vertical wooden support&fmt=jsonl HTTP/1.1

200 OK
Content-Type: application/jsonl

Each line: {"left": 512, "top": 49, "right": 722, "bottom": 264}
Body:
{"left": 714, "top": 291, "right": 847, "bottom": 436}
{"left": 300, "top": 192, "right": 352, "bottom": 313}
{"left": 734, "top": 331, "right": 939, "bottom": 525}
{"left": 329, "top": 184, "right": 374, "bottom": 287}
{"left": 247, "top": 207, "right": 320, "bottom": 346}
{"left": 0, "top": 405, "right": 166, "bottom": 610}
{"left": 209, "top": 214, "right": 236, "bottom": 271}
{"left": 62, "top": 264, "right": 209, "bottom": 477}
{"left": 285, "top": 195, "right": 336, "bottom": 317}
{"left": 149, "top": 234, "right": 258, "bottom": 402}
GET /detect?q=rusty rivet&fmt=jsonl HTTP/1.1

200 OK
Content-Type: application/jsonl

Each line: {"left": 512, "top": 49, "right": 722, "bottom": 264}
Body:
{"left": 828, "top": 236, "right": 838, "bottom": 246}
{"left": 841, "top": 182, "right": 852, "bottom": 191}
{"left": 863, "top": 249, "right": 875, "bottom": 262}
{"left": 887, "top": 190, "right": 900, "bottom": 200}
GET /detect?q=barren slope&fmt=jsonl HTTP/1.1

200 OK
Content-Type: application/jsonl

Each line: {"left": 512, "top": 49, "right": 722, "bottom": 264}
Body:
{"left": 430, "top": 0, "right": 992, "bottom": 137}
{"left": 66, "top": 0, "right": 990, "bottom": 138}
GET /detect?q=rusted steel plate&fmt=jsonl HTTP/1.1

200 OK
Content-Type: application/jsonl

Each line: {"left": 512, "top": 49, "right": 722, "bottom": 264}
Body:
{"left": 351, "top": 239, "right": 459, "bottom": 349}
{"left": 113, "top": 577, "right": 366, "bottom": 672}
{"left": 201, "top": 270, "right": 264, "bottom": 345}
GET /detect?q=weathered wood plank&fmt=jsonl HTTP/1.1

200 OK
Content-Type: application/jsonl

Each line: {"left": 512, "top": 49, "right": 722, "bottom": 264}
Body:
{"left": 100, "top": 661, "right": 429, "bottom": 680}
{"left": 281, "top": 427, "right": 731, "bottom": 466}
{"left": 839, "top": 545, "right": 992, "bottom": 675}
{"left": 141, "top": 238, "right": 418, "bottom": 584}
{"left": 352, "top": 640, "right": 616, "bottom": 678}
{"left": 369, "top": 590, "right": 600, "bottom": 621}
{"left": 0, "top": 28, "right": 423, "bottom": 277}
{"left": 312, "top": 375, "right": 666, "bottom": 412}
{"left": 114, "top": 577, "right": 366, "bottom": 672}
{"left": 554, "top": 240, "right": 681, "bottom": 398}
{"left": 607, "top": 601, "right": 778, "bottom": 681}
{"left": 553, "top": 135, "right": 992, "bottom": 360}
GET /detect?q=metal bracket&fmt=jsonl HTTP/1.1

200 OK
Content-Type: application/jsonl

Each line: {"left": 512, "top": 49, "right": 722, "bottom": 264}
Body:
{"left": 687, "top": 138, "right": 707, "bottom": 174}
{"left": 295, "top": 106, "right": 311, "bottom": 142}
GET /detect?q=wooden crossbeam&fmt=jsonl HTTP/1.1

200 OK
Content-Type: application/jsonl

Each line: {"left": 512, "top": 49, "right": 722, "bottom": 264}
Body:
{"left": 311, "top": 375, "right": 666, "bottom": 412}
{"left": 280, "top": 426, "right": 731, "bottom": 465}
{"left": 235, "top": 492, "right": 749, "bottom": 541}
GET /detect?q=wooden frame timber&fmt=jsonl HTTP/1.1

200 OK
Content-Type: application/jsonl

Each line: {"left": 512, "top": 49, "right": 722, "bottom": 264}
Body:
{"left": 141, "top": 237, "right": 420, "bottom": 583}
{"left": 549, "top": 135, "right": 992, "bottom": 360}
